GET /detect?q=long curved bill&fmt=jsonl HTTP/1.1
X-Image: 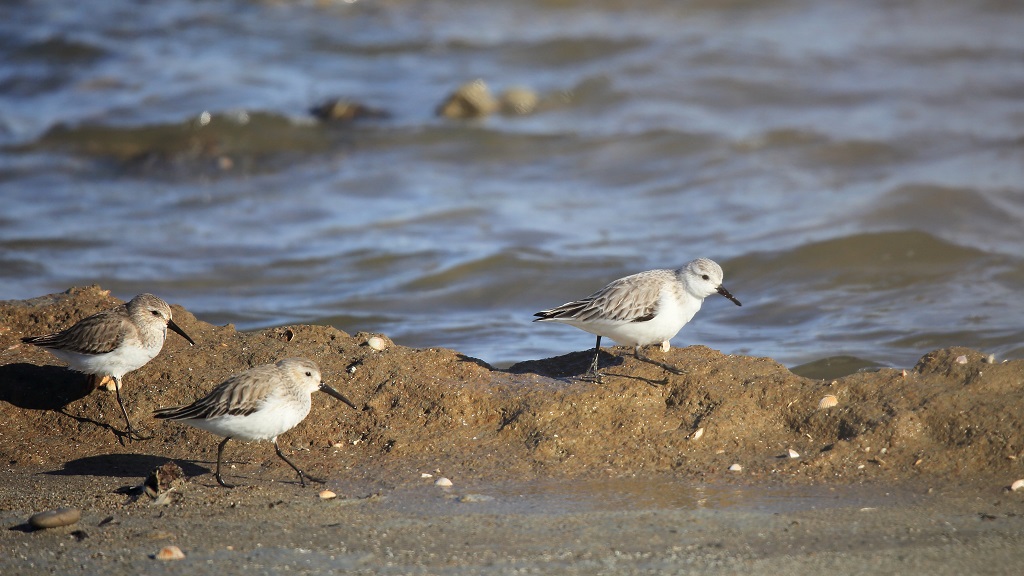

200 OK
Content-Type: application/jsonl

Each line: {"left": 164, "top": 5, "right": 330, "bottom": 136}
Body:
{"left": 717, "top": 285, "right": 742, "bottom": 306}
{"left": 321, "top": 383, "right": 359, "bottom": 410}
{"left": 168, "top": 319, "right": 196, "bottom": 346}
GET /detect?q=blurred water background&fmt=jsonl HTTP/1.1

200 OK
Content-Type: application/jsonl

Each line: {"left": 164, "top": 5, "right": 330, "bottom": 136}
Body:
{"left": 2, "top": 0, "right": 1022, "bottom": 375}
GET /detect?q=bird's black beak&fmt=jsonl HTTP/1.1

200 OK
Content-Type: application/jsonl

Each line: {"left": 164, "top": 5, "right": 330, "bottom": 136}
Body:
{"left": 717, "top": 285, "right": 742, "bottom": 306}
{"left": 168, "top": 319, "right": 196, "bottom": 346}
{"left": 320, "top": 383, "right": 359, "bottom": 410}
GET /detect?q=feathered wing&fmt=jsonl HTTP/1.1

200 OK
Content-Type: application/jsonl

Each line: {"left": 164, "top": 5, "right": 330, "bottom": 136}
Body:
{"left": 534, "top": 270, "right": 669, "bottom": 324}
{"left": 154, "top": 366, "right": 276, "bottom": 420}
{"left": 22, "top": 307, "right": 130, "bottom": 354}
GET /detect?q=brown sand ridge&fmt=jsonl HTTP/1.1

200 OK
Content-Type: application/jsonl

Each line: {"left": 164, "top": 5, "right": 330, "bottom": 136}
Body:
{"left": 1, "top": 285, "right": 1022, "bottom": 488}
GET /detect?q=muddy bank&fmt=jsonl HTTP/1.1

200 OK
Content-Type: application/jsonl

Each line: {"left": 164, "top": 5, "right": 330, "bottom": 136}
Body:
{"left": 2, "top": 286, "right": 1022, "bottom": 489}
{"left": 3, "top": 286, "right": 1024, "bottom": 574}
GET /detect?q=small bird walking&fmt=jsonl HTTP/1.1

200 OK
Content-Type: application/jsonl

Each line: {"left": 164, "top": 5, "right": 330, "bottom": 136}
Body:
{"left": 533, "top": 258, "right": 741, "bottom": 381}
{"left": 153, "top": 358, "right": 359, "bottom": 488}
{"left": 22, "top": 293, "right": 195, "bottom": 441}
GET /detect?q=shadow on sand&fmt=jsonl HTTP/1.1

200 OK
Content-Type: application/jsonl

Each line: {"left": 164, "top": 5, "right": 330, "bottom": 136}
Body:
{"left": 0, "top": 363, "right": 92, "bottom": 410}
{"left": 44, "top": 453, "right": 209, "bottom": 479}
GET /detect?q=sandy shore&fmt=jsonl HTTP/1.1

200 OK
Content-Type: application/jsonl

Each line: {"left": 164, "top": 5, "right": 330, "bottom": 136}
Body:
{"left": 2, "top": 286, "right": 1023, "bottom": 573}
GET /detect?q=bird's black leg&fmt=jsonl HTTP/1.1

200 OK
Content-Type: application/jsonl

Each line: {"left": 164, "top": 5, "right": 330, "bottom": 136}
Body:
{"left": 273, "top": 439, "right": 325, "bottom": 486}
{"left": 580, "top": 335, "right": 604, "bottom": 382}
{"left": 634, "top": 345, "right": 685, "bottom": 375}
{"left": 215, "top": 437, "right": 236, "bottom": 488}
{"left": 113, "top": 377, "right": 152, "bottom": 442}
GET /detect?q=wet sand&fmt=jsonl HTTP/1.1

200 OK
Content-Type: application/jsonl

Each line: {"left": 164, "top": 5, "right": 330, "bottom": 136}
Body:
{"left": 2, "top": 286, "right": 1024, "bottom": 574}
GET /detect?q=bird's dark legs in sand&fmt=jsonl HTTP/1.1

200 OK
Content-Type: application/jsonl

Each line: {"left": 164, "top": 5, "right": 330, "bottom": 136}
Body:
{"left": 215, "top": 437, "right": 235, "bottom": 488}
{"left": 113, "top": 377, "right": 151, "bottom": 442}
{"left": 273, "top": 438, "right": 325, "bottom": 486}
{"left": 581, "top": 335, "right": 604, "bottom": 382}
{"left": 633, "top": 346, "right": 685, "bottom": 375}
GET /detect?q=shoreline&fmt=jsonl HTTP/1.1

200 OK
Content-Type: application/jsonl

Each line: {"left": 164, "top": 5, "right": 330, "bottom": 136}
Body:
{"left": 3, "top": 286, "right": 1024, "bottom": 573}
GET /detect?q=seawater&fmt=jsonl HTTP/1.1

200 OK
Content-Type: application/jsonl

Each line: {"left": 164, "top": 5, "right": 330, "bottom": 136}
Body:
{"left": 2, "top": 0, "right": 1022, "bottom": 373}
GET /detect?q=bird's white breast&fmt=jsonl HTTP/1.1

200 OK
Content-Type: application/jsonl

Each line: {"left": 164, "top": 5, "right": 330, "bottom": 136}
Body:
{"left": 49, "top": 338, "right": 163, "bottom": 379}
{"left": 581, "top": 286, "right": 703, "bottom": 347}
{"left": 182, "top": 392, "right": 312, "bottom": 442}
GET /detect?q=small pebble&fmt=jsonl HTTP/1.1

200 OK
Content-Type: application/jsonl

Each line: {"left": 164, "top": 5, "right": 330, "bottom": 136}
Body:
{"left": 421, "top": 472, "right": 433, "bottom": 478}
{"left": 499, "top": 87, "right": 539, "bottom": 115}
{"left": 457, "top": 494, "right": 494, "bottom": 503}
{"left": 728, "top": 463, "right": 742, "bottom": 472}
{"left": 154, "top": 545, "right": 186, "bottom": 561}
{"left": 434, "top": 477, "right": 453, "bottom": 487}
{"left": 436, "top": 79, "right": 499, "bottom": 118}
{"left": 1011, "top": 479, "right": 1024, "bottom": 492}
{"left": 29, "top": 508, "right": 81, "bottom": 530}
{"left": 319, "top": 490, "right": 337, "bottom": 500}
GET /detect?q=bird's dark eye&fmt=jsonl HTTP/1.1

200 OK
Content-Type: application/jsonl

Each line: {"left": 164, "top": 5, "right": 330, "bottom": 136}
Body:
{"left": 305, "top": 371, "right": 312, "bottom": 377}
{"left": 701, "top": 274, "right": 710, "bottom": 281}
{"left": 151, "top": 310, "right": 161, "bottom": 316}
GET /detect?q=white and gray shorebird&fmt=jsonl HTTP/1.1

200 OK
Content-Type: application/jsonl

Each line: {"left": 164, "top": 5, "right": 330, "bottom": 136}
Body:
{"left": 153, "top": 358, "right": 359, "bottom": 488}
{"left": 21, "top": 293, "right": 195, "bottom": 441}
{"left": 533, "top": 258, "right": 741, "bottom": 381}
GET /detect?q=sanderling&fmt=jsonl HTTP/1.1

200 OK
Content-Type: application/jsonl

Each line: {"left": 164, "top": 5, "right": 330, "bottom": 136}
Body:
{"left": 153, "top": 357, "right": 359, "bottom": 488}
{"left": 533, "top": 257, "right": 741, "bottom": 381}
{"left": 22, "top": 293, "right": 195, "bottom": 441}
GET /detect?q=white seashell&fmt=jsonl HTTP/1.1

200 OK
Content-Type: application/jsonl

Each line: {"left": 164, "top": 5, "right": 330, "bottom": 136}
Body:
{"left": 728, "top": 463, "right": 742, "bottom": 472}
{"left": 986, "top": 354, "right": 996, "bottom": 364}
{"left": 434, "top": 477, "right": 453, "bottom": 487}
{"left": 367, "top": 336, "right": 387, "bottom": 351}
{"left": 421, "top": 472, "right": 433, "bottom": 478}
{"left": 319, "top": 490, "right": 337, "bottom": 500}
{"left": 787, "top": 449, "right": 800, "bottom": 459}
{"left": 155, "top": 546, "right": 186, "bottom": 561}
{"left": 818, "top": 395, "right": 839, "bottom": 409}
{"left": 660, "top": 340, "right": 671, "bottom": 353}
{"left": 690, "top": 427, "right": 704, "bottom": 440}
{"left": 955, "top": 355, "right": 968, "bottom": 364}
{"left": 1011, "top": 479, "right": 1024, "bottom": 492}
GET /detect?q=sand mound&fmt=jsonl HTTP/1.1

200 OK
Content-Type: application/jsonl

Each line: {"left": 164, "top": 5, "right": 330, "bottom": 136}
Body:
{"left": 1, "top": 285, "right": 1021, "bottom": 487}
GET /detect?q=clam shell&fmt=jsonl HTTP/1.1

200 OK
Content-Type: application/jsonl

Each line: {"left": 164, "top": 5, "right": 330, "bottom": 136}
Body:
{"left": 1011, "top": 479, "right": 1024, "bottom": 492}
{"left": 787, "top": 449, "right": 800, "bottom": 459}
{"left": 319, "top": 490, "right": 337, "bottom": 500}
{"left": 728, "top": 463, "right": 742, "bottom": 472}
{"left": 367, "top": 336, "right": 387, "bottom": 351}
{"left": 155, "top": 546, "right": 186, "bottom": 561}
{"left": 690, "top": 427, "right": 705, "bottom": 441}
{"left": 434, "top": 477, "right": 453, "bottom": 487}
{"left": 818, "top": 395, "right": 839, "bottom": 409}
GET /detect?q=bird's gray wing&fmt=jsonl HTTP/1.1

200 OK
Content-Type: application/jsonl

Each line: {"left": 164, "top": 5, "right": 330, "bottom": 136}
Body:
{"left": 22, "top": 307, "right": 130, "bottom": 355}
